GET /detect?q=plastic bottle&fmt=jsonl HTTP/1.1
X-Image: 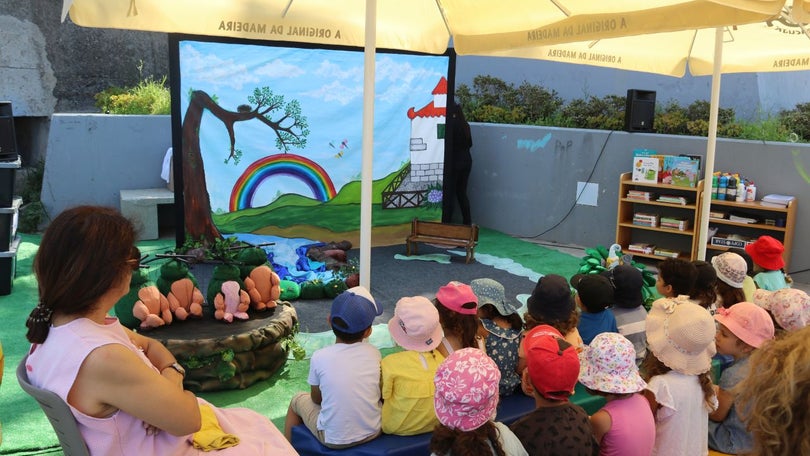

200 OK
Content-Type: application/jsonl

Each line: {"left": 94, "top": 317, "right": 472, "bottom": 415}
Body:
{"left": 736, "top": 179, "right": 745, "bottom": 202}
{"left": 727, "top": 175, "right": 737, "bottom": 201}
{"left": 718, "top": 174, "right": 728, "bottom": 200}
{"left": 745, "top": 183, "right": 757, "bottom": 202}
{"left": 711, "top": 174, "right": 719, "bottom": 200}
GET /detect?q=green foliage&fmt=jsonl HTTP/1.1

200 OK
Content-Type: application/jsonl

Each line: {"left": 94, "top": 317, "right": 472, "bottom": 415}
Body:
{"left": 458, "top": 75, "right": 810, "bottom": 143}
{"left": 247, "top": 86, "right": 309, "bottom": 152}
{"left": 280, "top": 321, "right": 307, "bottom": 360}
{"left": 95, "top": 75, "right": 170, "bottom": 115}
{"left": 779, "top": 102, "right": 810, "bottom": 141}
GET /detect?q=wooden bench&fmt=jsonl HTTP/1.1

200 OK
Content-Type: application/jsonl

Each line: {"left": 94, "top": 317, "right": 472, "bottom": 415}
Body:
{"left": 406, "top": 218, "right": 479, "bottom": 263}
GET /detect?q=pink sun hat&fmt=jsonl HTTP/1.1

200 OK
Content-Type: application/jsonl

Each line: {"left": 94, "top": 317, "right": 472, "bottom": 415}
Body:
{"left": 434, "top": 348, "right": 500, "bottom": 431}
{"left": 579, "top": 332, "right": 647, "bottom": 394}
{"left": 753, "top": 288, "right": 810, "bottom": 332}
{"left": 714, "top": 302, "right": 775, "bottom": 348}
{"left": 388, "top": 296, "right": 444, "bottom": 352}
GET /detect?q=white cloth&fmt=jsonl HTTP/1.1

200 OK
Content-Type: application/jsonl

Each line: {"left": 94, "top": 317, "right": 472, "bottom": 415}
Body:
{"left": 161, "top": 147, "right": 173, "bottom": 183}
{"left": 647, "top": 371, "right": 717, "bottom": 456}
{"left": 308, "top": 342, "right": 382, "bottom": 445}
{"left": 429, "top": 421, "right": 528, "bottom": 456}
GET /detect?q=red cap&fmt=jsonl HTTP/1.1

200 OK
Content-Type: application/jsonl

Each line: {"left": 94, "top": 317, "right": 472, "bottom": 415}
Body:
{"left": 524, "top": 325, "right": 580, "bottom": 400}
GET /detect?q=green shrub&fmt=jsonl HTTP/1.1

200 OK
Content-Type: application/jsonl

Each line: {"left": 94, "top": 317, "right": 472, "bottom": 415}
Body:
{"left": 95, "top": 74, "right": 170, "bottom": 115}
{"left": 457, "top": 74, "right": 809, "bottom": 143}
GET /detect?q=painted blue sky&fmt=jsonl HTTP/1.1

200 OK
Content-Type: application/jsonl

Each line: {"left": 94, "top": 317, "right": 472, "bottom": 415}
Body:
{"left": 178, "top": 40, "right": 449, "bottom": 213}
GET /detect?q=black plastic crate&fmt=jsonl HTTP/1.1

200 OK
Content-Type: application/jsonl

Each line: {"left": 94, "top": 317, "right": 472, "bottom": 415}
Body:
{"left": 0, "top": 155, "right": 20, "bottom": 207}
{"left": 0, "top": 197, "right": 21, "bottom": 251}
{"left": 0, "top": 236, "right": 19, "bottom": 296}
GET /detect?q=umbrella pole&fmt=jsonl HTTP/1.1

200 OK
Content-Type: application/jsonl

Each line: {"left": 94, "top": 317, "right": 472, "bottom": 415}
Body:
{"left": 359, "top": 0, "right": 376, "bottom": 289}
{"left": 697, "top": 27, "right": 724, "bottom": 261}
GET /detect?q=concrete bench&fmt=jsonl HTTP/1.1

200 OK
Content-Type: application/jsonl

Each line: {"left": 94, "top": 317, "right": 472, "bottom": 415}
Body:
{"left": 406, "top": 218, "right": 479, "bottom": 263}
{"left": 120, "top": 188, "right": 175, "bottom": 240}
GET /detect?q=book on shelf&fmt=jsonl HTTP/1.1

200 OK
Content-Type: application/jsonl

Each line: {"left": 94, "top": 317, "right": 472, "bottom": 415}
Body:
{"left": 709, "top": 211, "right": 727, "bottom": 220}
{"left": 653, "top": 248, "right": 681, "bottom": 258}
{"left": 632, "top": 212, "right": 659, "bottom": 227}
{"left": 628, "top": 243, "right": 656, "bottom": 254}
{"left": 632, "top": 149, "right": 664, "bottom": 183}
{"left": 656, "top": 195, "right": 689, "bottom": 205}
{"left": 761, "top": 194, "right": 795, "bottom": 207}
{"left": 660, "top": 217, "right": 690, "bottom": 231}
{"left": 728, "top": 214, "right": 758, "bottom": 224}
{"left": 627, "top": 190, "right": 656, "bottom": 200}
{"left": 661, "top": 155, "right": 700, "bottom": 187}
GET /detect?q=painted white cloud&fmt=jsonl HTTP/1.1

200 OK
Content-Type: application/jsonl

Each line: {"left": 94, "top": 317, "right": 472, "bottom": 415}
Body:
{"left": 255, "top": 59, "right": 306, "bottom": 78}
{"left": 302, "top": 80, "right": 362, "bottom": 105}
{"left": 376, "top": 56, "right": 444, "bottom": 103}
{"left": 315, "top": 59, "right": 363, "bottom": 81}
{"left": 179, "top": 43, "right": 259, "bottom": 90}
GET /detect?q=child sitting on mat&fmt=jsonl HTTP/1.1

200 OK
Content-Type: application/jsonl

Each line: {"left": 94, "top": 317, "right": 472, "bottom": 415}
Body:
{"left": 745, "top": 235, "right": 793, "bottom": 291}
{"left": 284, "top": 286, "right": 384, "bottom": 449}
{"left": 709, "top": 302, "right": 775, "bottom": 454}
{"left": 434, "top": 281, "right": 484, "bottom": 357}
{"left": 517, "top": 274, "right": 582, "bottom": 377}
{"left": 381, "top": 296, "right": 444, "bottom": 436}
{"left": 509, "top": 325, "right": 598, "bottom": 455}
{"left": 431, "top": 348, "right": 528, "bottom": 456}
{"left": 570, "top": 273, "right": 618, "bottom": 345}
{"left": 471, "top": 278, "right": 523, "bottom": 396}
{"left": 656, "top": 257, "right": 698, "bottom": 304}
{"left": 753, "top": 288, "right": 810, "bottom": 336}
{"left": 711, "top": 252, "right": 748, "bottom": 309}
{"left": 603, "top": 264, "right": 648, "bottom": 365}
{"left": 579, "top": 332, "right": 654, "bottom": 456}
{"left": 642, "top": 299, "right": 717, "bottom": 456}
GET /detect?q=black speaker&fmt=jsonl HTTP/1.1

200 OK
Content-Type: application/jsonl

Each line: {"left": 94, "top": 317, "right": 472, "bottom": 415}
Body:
{"left": 625, "top": 89, "right": 656, "bottom": 132}
{"left": 0, "top": 102, "right": 18, "bottom": 161}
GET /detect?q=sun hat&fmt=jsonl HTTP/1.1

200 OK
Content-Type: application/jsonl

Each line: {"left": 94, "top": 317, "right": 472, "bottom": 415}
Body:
{"left": 753, "top": 288, "right": 810, "bottom": 332}
{"left": 711, "top": 252, "right": 747, "bottom": 289}
{"left": 745, "top": 235, "right": 785, "bottom": 271}
{"left": 526, "top": 274, "right": 574, "bottom": 321}
{"left": 388, "top": 296, "right": 443, "bottom": 352}
{"left": 434, "top": 348, "right": 500, "bottom": 431}
{"left": 714, "top": 302, "right": 775, "bottom": 348}
{"left": 524, "top": 325, "right": 580, "bottom": 400}
{"left": 330, "top": 286, "right": 382, "bottom": 334}
{"left": 601, "top": 265, "right": 643, "bottom": 309}
{"left": 436, "top": 281, "right": 478, "bottom": 315}
{"left": 471, "top": 278, "right": 519, "bottom": 316}
{"left": 570, "top": 274, "right": 614, "bottom": 313}
{"left": 579, "top": 332, "right": 647, "bottom": 394}
{"left": 645, "top": 298, "right": 716, "bottom": 375}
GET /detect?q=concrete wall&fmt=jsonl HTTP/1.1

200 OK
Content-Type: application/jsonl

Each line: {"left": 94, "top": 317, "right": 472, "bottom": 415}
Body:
{"left": 41, "top": 114, "right": 171, "bottom": 218}
{"left": 464, "top": 123, "right": 810, "bottom": 283}
{"left": 39, "top": 114, "right": 809, "bottom": 282}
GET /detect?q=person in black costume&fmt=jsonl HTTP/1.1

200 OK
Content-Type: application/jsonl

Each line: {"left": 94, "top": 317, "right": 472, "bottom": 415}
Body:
{"left": 442, "top": 102, "right": 473, "bottom": 225}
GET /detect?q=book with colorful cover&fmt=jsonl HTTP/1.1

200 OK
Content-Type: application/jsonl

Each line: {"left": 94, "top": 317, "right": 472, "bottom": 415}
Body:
{"left": 661, "top": 155, "right": 700, "bottom": 187}
{"left": 632, "top": 149, "right": 664, "bottom": 183}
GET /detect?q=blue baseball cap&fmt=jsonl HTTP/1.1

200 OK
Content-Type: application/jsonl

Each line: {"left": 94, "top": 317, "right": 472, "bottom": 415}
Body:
{"left": 330, "top": 286, "right": 382, "bottom": 334}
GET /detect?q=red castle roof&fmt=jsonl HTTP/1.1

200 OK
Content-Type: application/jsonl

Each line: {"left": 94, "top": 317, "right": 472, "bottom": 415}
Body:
{"left": 408, "top": 77, "right": 448, "bottom": 119}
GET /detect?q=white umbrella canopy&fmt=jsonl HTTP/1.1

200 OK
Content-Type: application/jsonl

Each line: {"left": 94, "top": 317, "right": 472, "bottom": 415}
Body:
{"left": 60, "top": 0, "right": 795, "bottom": 287}
{"left": 63, "top": 0, "right": 788, "bottom": 54}
{"left": 482, "top": 3, "right": 810, "bottom": 261}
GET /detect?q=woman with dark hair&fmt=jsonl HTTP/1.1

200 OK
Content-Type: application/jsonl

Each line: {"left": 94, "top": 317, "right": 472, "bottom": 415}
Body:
{"left": 24, "top": 206, "right": 295, "bottom": 455}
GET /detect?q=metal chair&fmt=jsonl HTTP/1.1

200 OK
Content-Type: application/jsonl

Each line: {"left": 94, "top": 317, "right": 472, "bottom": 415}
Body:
{"left": 16, "top": 355, "right": 90, "bottom": 456}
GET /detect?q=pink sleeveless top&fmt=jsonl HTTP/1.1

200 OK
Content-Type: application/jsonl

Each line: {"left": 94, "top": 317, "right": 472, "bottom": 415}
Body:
{"left": 26, "top": 317, "right": 296, "bottom": 455}
{"left": 599, "top": 393, "right": 655, "bottom": 456}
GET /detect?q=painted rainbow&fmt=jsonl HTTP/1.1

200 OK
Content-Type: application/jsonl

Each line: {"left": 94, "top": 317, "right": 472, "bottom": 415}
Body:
{"left": 229, "top": 153, "right": 337, "bottom": 212}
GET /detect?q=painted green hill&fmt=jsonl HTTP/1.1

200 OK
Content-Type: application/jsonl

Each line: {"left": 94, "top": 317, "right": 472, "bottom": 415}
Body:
{"left": 213, "top": 162, "right": 437, "bottom": 233}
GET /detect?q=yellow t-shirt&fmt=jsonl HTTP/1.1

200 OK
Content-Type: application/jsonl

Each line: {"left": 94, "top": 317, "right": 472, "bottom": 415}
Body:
{"left": 380, "top": 350, "right": 444, "bottom": 436}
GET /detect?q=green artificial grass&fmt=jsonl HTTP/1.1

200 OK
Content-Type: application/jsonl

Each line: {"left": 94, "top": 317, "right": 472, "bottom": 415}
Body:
{"left": 0, "top": 230, "right": 580, "bottom": 455}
